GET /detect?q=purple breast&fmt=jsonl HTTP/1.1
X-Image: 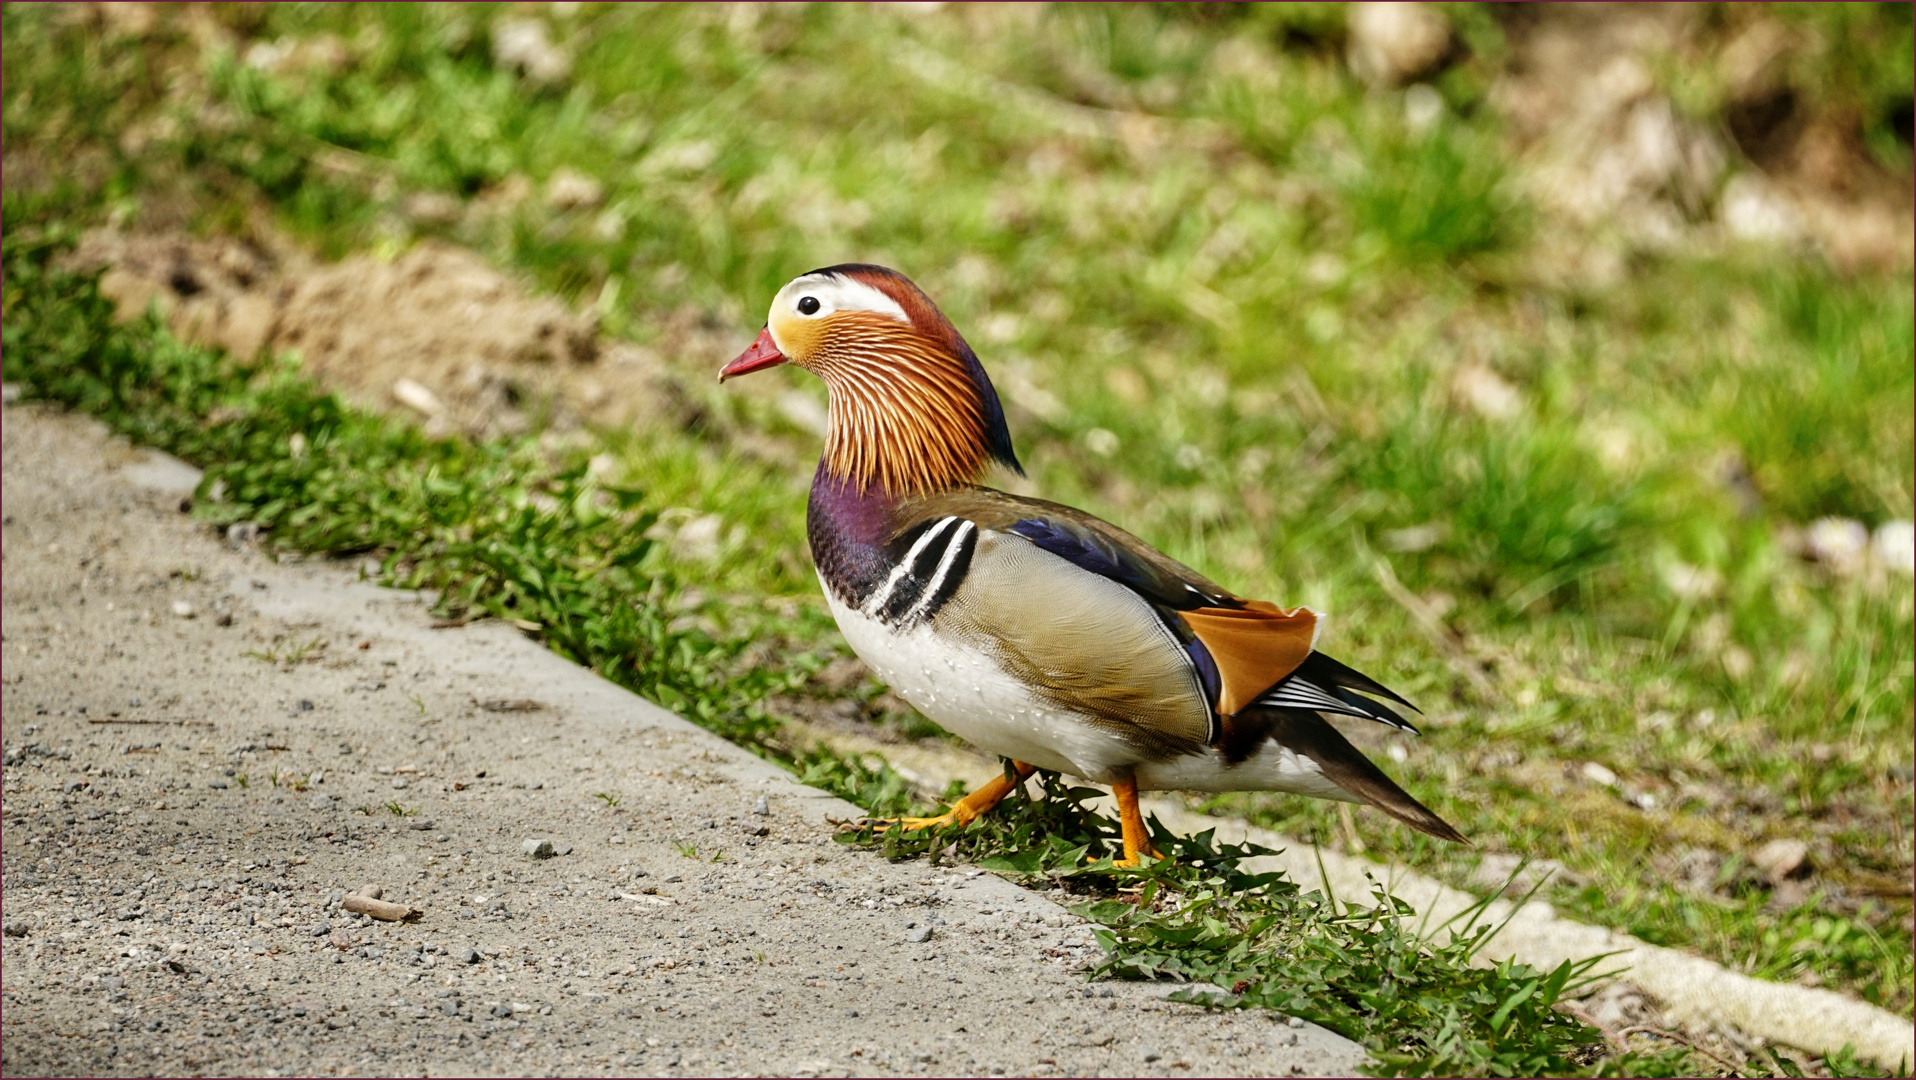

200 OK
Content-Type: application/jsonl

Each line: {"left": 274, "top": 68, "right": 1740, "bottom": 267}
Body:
{"left": 807, "top": 469, "right": 902, "bottom": 606}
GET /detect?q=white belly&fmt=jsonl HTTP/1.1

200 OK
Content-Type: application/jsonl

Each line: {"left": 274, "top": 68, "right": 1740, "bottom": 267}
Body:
{"left": 1137, "top": 741, "right": 1360, "bottom": 801}
{"left": 823, "top": 582, "right": 1144, "bottom": 780}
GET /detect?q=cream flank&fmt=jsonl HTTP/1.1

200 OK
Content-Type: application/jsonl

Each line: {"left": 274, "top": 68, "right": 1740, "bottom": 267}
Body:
{"left": 826, "top": 578, "right": 1349, "bottom": 798}
{"left": 820, "top": 523, "right": 1357, "bottom": 802}
{"left": 825, "top": 578, "right": 1154, "bottom": 781}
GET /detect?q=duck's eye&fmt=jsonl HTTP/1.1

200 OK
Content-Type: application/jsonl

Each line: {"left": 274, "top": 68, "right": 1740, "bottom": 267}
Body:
{"left": 796, "top": 296, "right": 821, "bottom": 316}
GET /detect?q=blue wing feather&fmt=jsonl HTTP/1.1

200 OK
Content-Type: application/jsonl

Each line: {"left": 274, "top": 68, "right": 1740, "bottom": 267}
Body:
{"left": 1006, "top": 516, "right": 1222, "bottom": 610}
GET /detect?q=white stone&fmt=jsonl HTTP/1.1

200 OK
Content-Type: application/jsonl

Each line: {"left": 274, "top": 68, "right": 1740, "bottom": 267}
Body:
{"left": 1872, "top": 521, "right": 1913, "bottom": 576}
{"left": 1805, "top": 517, "right": 1869, "bottom": 572}
{"left": 492, "top": 18, "right": 571, "bottom": 85}
{"left": 1722, "top": 173, "right": 1802, "bottom": 242}
{"left": 391, "top": 378, "right": 444, "bottom": 418}
{"left": 544, "top": 168, "right": 604, "bottom": 211}
{"left": 1347, "top": 2, "right": 1451, "bottom": 87}
{"left": 1580, "top": 761, "right": 1619, "bottom": 788}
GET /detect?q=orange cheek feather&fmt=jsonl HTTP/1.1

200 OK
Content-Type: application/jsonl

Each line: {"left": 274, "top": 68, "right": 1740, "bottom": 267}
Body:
{"left": 769, "top": 308, "right": 826, "bottom": 365}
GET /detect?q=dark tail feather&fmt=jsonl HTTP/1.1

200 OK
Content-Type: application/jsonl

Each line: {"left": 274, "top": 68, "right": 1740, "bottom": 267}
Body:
{"left": 1327, "top": 684, "right": 1417, "bottom": 734}
{"left": 1259, "top": 652, "right": 1422, "bottom": 734}
{"left": 1260, "top": 706, "right": 1468, "bottom": 844}
{"left": 1294, "top": 652, "right": 1421, "bottom": 713}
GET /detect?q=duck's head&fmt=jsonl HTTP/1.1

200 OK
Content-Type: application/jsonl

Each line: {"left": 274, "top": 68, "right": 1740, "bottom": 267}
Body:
{"left": 721, "top": 264, "right": 1021, "bottom": 495}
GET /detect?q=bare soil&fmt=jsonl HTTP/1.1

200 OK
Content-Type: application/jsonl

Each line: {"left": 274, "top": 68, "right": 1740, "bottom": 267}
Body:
{"left": 66, "top": 230, "right": 685, "bottom": 442}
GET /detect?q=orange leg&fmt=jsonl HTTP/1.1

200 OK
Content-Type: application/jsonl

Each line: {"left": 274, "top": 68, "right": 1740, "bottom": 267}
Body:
{"left": 1111, "top": 773, "right": 1161, "bottom": 867}
{"left": 885, "top": 761, "right": 1036, "bottom": 831}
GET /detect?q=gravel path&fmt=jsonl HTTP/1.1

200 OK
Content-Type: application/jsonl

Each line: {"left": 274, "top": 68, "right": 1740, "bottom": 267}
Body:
{"left": 0, "top": 402, "right": 1366, "bottom": 1077}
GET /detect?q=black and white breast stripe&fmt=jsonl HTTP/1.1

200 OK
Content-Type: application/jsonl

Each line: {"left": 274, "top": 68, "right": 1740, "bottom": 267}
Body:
{"left": 862, "top": 516, "right": 978, "bottom": 628}
{"left": 1257, "top": 676, "right": 1419, "bottom": 733}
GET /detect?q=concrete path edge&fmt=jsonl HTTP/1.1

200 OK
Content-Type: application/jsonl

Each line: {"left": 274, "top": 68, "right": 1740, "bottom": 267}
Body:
{"left": 43, "top": 414, "right": 1915, "bottom": 1072}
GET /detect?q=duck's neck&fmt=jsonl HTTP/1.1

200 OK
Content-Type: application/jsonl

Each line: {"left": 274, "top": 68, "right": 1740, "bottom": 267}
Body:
{"left": 817, "top": 380, "right": 991, "bottom": 497}
{"left": 809, "top": 329, "right": 1022, "bottom": 496}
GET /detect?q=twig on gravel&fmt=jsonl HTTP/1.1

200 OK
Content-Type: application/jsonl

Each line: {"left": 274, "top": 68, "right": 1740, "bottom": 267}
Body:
{"left": 87, "top": 717, "right": 214, "bottom": 726}
{"left": 478, "top": 699, "right": 546, "bottom": 713}
{"left": 1616, "top": 1025, "right": 1746, "bottom": 1075}
{"left": 341, "top": 893, "right": 419, "bottom": 922}
{"left": 1555, "top": 1000, "right": 1625, "bottom": 1052}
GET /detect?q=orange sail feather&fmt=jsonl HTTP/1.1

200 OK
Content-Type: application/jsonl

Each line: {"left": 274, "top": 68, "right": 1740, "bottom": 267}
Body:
{"left": 1182, "top": 602, "right": 1319, "bottom": 716}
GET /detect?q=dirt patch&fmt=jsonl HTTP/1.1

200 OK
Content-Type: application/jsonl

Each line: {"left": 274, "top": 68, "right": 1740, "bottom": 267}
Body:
{"left": 67, "top": 230, "right": 683, "bottom": 440}
{"left": 1486, "top": 4, "right": 1913, "bottom": 272}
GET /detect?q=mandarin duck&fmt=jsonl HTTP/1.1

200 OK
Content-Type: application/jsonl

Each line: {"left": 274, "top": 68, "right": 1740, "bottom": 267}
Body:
{"left": 721, "top": 265, "right": 1465, "bottom": 864}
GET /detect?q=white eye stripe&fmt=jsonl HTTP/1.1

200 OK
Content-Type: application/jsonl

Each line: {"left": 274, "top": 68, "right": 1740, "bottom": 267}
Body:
{"left": 772, "top": 273, "right": 910, "bottom": 324}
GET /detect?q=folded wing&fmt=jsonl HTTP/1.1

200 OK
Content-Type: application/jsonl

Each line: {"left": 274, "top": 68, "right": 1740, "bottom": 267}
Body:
{"left": 903, "top": 486, "right": 1422, "bottom": 735}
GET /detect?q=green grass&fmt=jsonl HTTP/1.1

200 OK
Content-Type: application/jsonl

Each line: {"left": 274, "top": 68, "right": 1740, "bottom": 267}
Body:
{"left": 4, "top": 0, "right": 1911, "bottom": 1044}
{"left": 841, "top": 772, "right": 1696, "bottom": 1077}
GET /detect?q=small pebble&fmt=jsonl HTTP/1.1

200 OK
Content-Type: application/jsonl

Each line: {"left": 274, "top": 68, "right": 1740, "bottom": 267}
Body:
{"left": 751, "top": 795, "right": 769, "bottom": 816}
{"left": 1752, "top": 838, "right": 1812, "bottom": 883}
{"left": 171, "top": 601, "right": 195, "bottom": 619}
{"left": 3, "top": 922, "right": 29, "bottom": 937}
{"left": 492, "top": 1003, "right": 513, "bottom": 1018}
{"left": 1875, "top": 521, "right": 1915, "bottom": 575}
{"left": 1806, "top": 517, "right": 1869, "bottom": 570}
{"left": 308, "top": 794, "right": 335, "bottom": 811}
{"left": 391, "top": 778, "right": 410, "bottom": 790}
{"left": 460, "top": 948, "right": 482, "bottom": 965}
{"left": 207, "top": 780, "right": 227, "bottom": 790}
{"left": 905, "top": 926, "right": 932, "bottom": 944}
{"left": 522, "top": 839, "right": 556, "bottom": 859}
{"left": 1142, "top": 1047, "right": 1162, "bottom": 1062}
